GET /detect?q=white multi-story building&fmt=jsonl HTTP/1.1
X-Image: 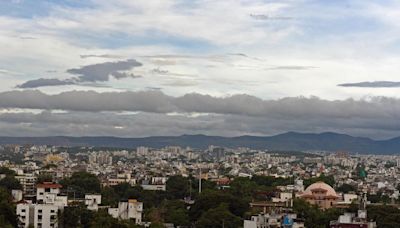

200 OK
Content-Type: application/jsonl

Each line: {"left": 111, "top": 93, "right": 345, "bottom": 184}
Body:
{"left": 16, "top": 173, "right": 37, "bottom": 198}
{"left": 34, "top": 204, "right": 59, "bottom": 228}
{"left": 43, "top": 193, "right": 68, "bottom": 208}
{"left": 108, "top": 199, "right": 143, "bottom": 224}
{"left": 17, "top": 203, "right": 59, "bottom": 228}
{"left": 36, "top": 183, "right": 62, "bottom": 203}
{"left": 16, "top": 203, "right": 33, "bottom": 228}
{"left": 17, "top": 182, "right": 65, "bottom": 228}
{"left": 85, "top": 194, "right": 102, "bottom": 211}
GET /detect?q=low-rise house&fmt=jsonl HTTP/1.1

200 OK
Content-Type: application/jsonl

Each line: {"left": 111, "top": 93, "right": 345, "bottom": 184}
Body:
{"left": 85, "top": 194, "right": 102, "bottom": 211}
{"left": 108, "top": 199, "right": 143, "bottom": 224}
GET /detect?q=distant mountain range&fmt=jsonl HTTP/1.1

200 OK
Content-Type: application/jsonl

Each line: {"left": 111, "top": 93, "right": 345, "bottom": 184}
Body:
{"left": 0, "top": 132, "right": 400, "bottom": 154}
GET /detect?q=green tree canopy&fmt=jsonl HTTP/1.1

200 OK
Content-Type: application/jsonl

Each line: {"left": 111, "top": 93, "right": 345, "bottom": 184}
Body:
{"left": 0, "top": 176, "right": 22, "bottom": 191}
{"left": 304, "top": 174, "right": 335, "bottom": 188}
{"left": 368, "top": 205, "right": 400, "bottom": 228}
{"left": 163, "top": 200, "right": 190, "bottom": 226}
{"left": 60, "top": 172, "right": 101, "bottom": 198}
{"left": 0, "top": 187, "right": 18, "bottom": 227}
{"left": 36, "top": 174, "right": 54, "bottom": 184}
{"left": 189, "top": 190, "right": 248, "bottom": 221}
{"left": 166, "top": 176, "right": 189, "bottom": 199}
{"left": 196, "top": 203, "right": 242, "bottom": 228}
{"left": 0, "top": 167, "right": 16, "bottom": 176}
{"left": 336, "top": 183, "right": 356, "bottom": 193}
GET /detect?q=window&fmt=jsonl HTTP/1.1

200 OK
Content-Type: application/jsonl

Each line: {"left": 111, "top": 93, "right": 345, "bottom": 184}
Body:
{"left": 21, "top": 209, "right": 26, "bottom": 212}
{"left": 38, "top": 209, "right": 42, "bottom": 213}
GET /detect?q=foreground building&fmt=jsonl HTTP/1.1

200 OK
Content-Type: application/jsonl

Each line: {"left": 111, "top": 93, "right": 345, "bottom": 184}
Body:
{"left": 16, "top": 182, "right": 66, "bottom": 228}
{"left": 330, "top": 195, "right": 377, "bottom": 228}
{"left": 17, "top": 203, "right": 59, "bottom": 228}
{"left": 108, "top": 199, "right": 143, "bottom": 224}
{"left": 244, "top": 213, "right": 305, "bottom": 228}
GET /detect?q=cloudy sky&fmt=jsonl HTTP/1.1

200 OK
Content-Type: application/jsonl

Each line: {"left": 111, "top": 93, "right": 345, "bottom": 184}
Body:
{"left": 1, "top": 0, "right": 400, "bottom": 139}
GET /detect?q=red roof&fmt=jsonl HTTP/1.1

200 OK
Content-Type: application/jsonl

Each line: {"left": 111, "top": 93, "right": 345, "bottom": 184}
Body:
{"left": 36, "top": 182, "right": 62, "bottom": 189}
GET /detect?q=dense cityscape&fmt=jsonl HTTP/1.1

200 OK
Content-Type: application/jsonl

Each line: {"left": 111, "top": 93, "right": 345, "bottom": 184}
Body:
{"left": 0, "top": 143, "right": 400, "bottom": 227}
{"left": 2, "top": 0, "right": 400, "bottom": 227}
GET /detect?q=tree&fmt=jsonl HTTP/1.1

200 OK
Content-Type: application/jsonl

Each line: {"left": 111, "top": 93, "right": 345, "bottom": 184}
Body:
{"left": 101, "top": 187, "right": 119, "bottom": 207}
{"left": 0, "top": 167, "right": 21, "bottom": 192}
{"left": 0, "top": 167, "right": 16, "bottom": 176}
{"left": 0, "top": 187, "right": 18, "bottom": 227}
{"left": 189, "top": 190, "right": 248, "bottom": 221}
{"left": 196, "top": 204, "right": 242, "bottom": 228}
{"left": 60, "top": 172, "right": 101, "bottom": 198}
{"left": 89, "top": 210, "right": 123, "bottom": 228}
{"left": 368, "top": 205, "right": 400, "bottom": 228}
{"left": 336, "top": 183, "right": 356, "bottom": 193}
{"left": 59, "top": 203, "right": 94, "bottom": 228}
{"left": 166, "top": 176, "right": 189, "bottom": 199}
{"left": 304, "top": 174, "right": 335, "bottom": 188}
{"left": 252, "top": 175, "right": 293, "bottom": 187}
{"left": 0, "top": 175, "right": 22, "bottom": 191}
{"left": 36, "top": 174, "right": 54, "bottom": 184}
{"left": 110, "top": 183, "right": 167, "bottom": 208}
{"left": 228, "top": 177, "right": 258, "bottom": 199}
{"left": 163, "top": 200, "right": 190, "bottom": 226}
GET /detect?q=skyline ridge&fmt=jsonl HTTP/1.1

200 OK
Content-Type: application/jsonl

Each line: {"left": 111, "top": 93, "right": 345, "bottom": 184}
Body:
{"left": 1, "top": 131, "right": 400, "bottom": 154}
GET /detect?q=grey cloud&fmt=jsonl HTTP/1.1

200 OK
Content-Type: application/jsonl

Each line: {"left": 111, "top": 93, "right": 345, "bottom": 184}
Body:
{"left": 16, "top": 78, "right": 76, "bottom": 88}
{"left": 151, "top": 68, "right": 169, "bottom": 75}
{"left": 18, "top": 59, "right": 143, "bottom": 88}
{"left": 150, "top": 68, "right": 196, "bottom": 78}
{"left": 67, "top": 59, "right": 142, "bottom": 82}
{"left": 110, "top": 72, "right": 141, "bottom": 79}
{"left": 0, "top": 90, "right": 399, "bottom": 121}
{"left": 80, "top": 54, "right": 122, "bottom": 59}
{"left": 19, "top": 36, "right": 36, "bottom": 40}
{"left": 146, "top": 87, "right": 162, "bottom": 90}
{"left": 162, "top": 80, "right": 199, "bottom": 87}
{"left": 0, "top": 110, "right": 399, "bottom": 139}
{"left": 143, "top": 53, "right": 260, "bottom": 63}
{"left": 266, "top": 66, "right": 317, "bottom": 70}
{"left": 250, "top": 14, "right": 294, "bottom": 21}
{"left": 228, "top": 53, "right": 264, "bottom": 61}
{"left": 338, "top": 81, "right": 400, "bottom": 88}
{"left": 0, "top": 111, "right": 225, "bottom": 137}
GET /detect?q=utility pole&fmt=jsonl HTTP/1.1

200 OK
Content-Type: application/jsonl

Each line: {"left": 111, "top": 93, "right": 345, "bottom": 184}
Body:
{"left": 199, "top": 166, "right": 202, "bottom": 194}
{"left": 189, "top": 179, "right": 192, "bottom": 199}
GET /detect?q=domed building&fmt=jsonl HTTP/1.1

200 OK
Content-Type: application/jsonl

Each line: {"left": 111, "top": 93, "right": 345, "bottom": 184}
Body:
{"left": 300, "top": 181, "right": 339, "bottom": 209}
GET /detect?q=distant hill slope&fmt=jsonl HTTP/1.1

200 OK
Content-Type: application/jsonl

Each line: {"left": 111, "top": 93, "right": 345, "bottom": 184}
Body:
{"left": 0, "top": 132, "right": 399, "bottom": 154}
